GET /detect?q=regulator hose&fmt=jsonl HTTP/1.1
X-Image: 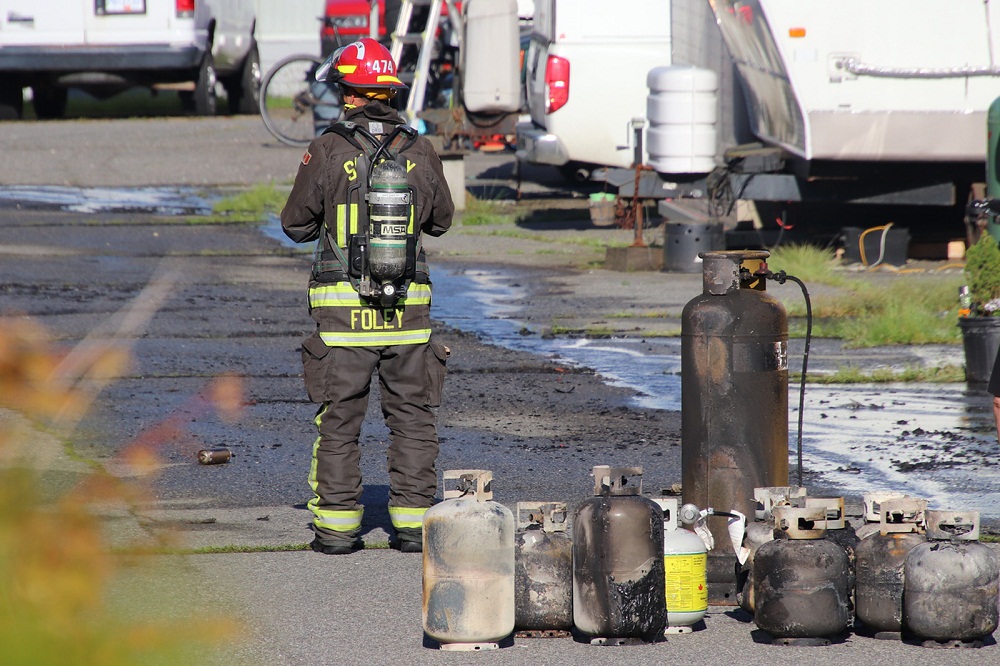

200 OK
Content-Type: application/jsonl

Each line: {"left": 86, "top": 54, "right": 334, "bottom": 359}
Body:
{"left": 760, "top": 268, "right": 812, "bottom": 486}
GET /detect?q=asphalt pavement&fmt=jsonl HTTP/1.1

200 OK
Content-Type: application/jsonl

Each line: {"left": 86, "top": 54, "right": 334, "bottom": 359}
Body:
{"left": 1, "top": 115, "right": 998, "bottom": 665}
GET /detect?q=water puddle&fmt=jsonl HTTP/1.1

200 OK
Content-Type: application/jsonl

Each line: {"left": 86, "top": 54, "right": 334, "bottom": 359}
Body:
{"left": 0, "top": 186, "right": 217, "bottom": 215}
{"left": 262, "top": 215, "right": 1000, "bottom": 519}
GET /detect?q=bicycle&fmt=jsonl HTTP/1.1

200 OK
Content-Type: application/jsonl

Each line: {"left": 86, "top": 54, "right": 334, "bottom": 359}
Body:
{"left": 259, "top": 53, "right": 342, "bottom": 147}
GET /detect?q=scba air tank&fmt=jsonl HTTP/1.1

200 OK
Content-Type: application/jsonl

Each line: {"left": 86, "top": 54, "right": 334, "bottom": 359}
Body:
{"left": 422, "top": 470, "right": 515, "bottom": 651}
{"left": 682, "top": 250, "right": 789, "bottom": 602}
{"left": 366, "top": 159, "right": 410, "bottom": 286}
{"left": 854, "top": 498, "right": 927, "bottom": 639}
{"left": 513, "top": 501, "right": 574, "bottom": 637}
{"left": 753, "top": 506, "right": 851, "bottom": 645}
{"left": 903, "top": 510, "right": 999, "bottom": 648}
{"left": 573, "top": 466, "right": 666, "bottom": 644}
{"left": 654, "top": 498, "right": 708, "bottom": 634}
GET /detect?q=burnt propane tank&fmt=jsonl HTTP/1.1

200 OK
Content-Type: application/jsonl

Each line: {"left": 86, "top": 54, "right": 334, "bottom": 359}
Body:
{"left": 573, "top": 466, "right": 666, "bottom": 645}
{"left": 423, "top": 470, "right": 515, "bottom": 651}
{"left": 513, "top": 501, "right": 573, "bottom": 637}
{"left": 903, "top": 510, "right": 1000, "bottom": 648}
{"left": 753, "top": 506, "right": 851, "bottom": 645}
{"left": 736, "top": 486, "right": 807, "bottom": 614}
{"left": 854, "top": 498, "right": 927, "bottom": 640}
{"left": 856, "top": 491, "right": 909, "bottom": 540}
{"left": 653, "top": 498, "right": 708, "bottom": 634}
{"left": 806, "top": 497, "right": 859, "bottom": 611}
{"left": 682, "top": 250, "right": 789, "bottom": 604}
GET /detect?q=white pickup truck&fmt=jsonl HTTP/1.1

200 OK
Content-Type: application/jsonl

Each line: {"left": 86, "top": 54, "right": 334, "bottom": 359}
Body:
{"left": 0, "top": 0, "right": 258, "bottom": 119}
{"left": 516, "top": 0, "right": 670, "bottom": 181}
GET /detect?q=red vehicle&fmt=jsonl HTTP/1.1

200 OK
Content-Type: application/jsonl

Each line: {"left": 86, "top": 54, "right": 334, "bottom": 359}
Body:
{"left": 321, "top": 1, "right": 401, "bottom": 57}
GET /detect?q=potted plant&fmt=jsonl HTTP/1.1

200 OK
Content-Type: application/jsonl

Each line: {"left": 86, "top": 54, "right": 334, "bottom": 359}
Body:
{"left": 959, "top": 232, "right": 1000, "bottom": 383}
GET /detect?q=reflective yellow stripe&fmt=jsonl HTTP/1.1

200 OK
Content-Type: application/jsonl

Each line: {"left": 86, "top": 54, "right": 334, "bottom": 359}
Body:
{"left": 309, "top": 283, "right": 432, "bottom": 308}
{"left": 349, "top": 203, "right": 358, "bottom": 235}
{"left": 389, "top": 506, "right": 428, "bottom": 530}
{"left": 408, "top": 206, "right": 414, "bottom": 234}
{"left": 308, "top": 404, "right": 364, "bottom": 532}
{"left": 335, "top": 204, "right": 347, "bottom": 247}
{"left": 319, "top": 329, "right": 431, "bottom": 346}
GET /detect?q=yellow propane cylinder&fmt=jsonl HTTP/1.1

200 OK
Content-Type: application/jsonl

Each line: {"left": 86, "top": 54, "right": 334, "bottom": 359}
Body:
{"left": 654, "top": 498, "right": 708, "bottom": 634}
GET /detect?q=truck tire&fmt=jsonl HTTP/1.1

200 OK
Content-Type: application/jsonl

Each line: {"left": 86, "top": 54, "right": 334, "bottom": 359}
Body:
{"left": 0, "top": 78, "right": 24, "bottom": 120}
{"left": 225, "top": 41, "right": 261, "bottom": 115}
{"left": 31, "top": 85, "right": 68, "bottom": 120}
{"left": 192, "top": 53, "right": 218, "bottom": 116}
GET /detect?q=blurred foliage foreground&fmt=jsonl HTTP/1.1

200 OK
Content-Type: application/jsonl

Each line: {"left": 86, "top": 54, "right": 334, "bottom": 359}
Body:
{"left": 0, "top": 284, "right": 244, "bottom": 664}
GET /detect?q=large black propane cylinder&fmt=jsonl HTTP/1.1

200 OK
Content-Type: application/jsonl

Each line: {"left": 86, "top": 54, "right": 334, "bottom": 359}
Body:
{"left": 904, "top": 510, "right": 1000, "bottom": 647}
{"left": 513, "top": 501, "right": 574, "bottom": 637}
{"left": 736, "top": 486, "right": 806, "bottom": 614}
{"left": 855, "top": 498, "right": 927, "bottom": 639}
{"left": 573, "top": 466, "right": 666, "bottom": 644}
{"left": 423, "top": 470, "right": 515, "bottom": 651}
{"left": 753, "top": 506, "right": 851, "bottom": 645}
{"left": 682, "top": 250, "right": 789, "bottom": 603}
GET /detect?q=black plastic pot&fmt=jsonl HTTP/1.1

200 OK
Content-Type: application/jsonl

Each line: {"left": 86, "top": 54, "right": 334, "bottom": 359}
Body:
{"left": 959, "top": 316, "right": 1000, "bottom": 384}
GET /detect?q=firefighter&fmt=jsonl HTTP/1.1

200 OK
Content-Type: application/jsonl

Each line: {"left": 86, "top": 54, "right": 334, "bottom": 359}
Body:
{"left": 281, "top": 38, "right": 454, "bottom": 554}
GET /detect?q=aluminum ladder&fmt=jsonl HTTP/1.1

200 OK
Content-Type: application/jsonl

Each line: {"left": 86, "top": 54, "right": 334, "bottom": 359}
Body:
{"left": 389, "top": 0, "right": 461, "bottom": 124}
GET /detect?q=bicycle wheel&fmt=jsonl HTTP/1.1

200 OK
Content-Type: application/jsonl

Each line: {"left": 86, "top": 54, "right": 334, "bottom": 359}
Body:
{"left": 260, "top": 54, "right": 342, "bottom": 147}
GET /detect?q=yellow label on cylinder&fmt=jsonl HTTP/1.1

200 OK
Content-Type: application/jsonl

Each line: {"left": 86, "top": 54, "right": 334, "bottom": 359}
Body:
{"left": 664, "top": 553, "right": 709, "bottom": 612}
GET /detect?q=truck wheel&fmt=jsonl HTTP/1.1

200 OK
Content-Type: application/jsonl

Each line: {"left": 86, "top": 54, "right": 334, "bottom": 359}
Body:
{"left": 0, "top": 78, "right": 24, "bottom": 120}
{"left": 226, "top": 41, "right": 261, "bottom": 115}
{"left": 31, "top": 85, "right": 68, "bottom": 119}
{"left": 193, "top": 53, "right": 218, "bottom": 116}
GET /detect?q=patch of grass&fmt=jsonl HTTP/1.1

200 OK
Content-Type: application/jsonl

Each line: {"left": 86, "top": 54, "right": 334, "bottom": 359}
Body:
{"left": 829, "top": 279, "right": 962, "bottom": 347}
{"left": 459, "top": 196, "right": 516, "bottom": 226}
{"left": 804, "top": 364, "right": 966, "bottom": 384}
{"left": 212, "top": 183, "right": 288, "bottom": 218}
{"left": 767, "top": 243, "right": 849, "bottom": 287}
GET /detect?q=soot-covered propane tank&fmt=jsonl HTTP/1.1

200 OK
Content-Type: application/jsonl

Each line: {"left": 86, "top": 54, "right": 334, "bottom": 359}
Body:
{"left": 423, "top": 470, "right": 515, "bottom": 651}
{"left": 753, "top": 505, "right": 851, "bottom": 645}
{"left": 513, "top": 501, "right": 574, "bottom": 637}
{"left": 736, "top": 486, "right": 806, "bottom": 614}
{"left": 903, "top": 510, "right": 1000, "bottom": 648}
{"left": 682, "top": 250, "right": 789, "bottom": 603}
{"left": 855, "top": 491, "right": 909, "bottom": 540}
{"left": 573, "top": 466, "right": 666, "bottom": 645}
{"left": 806, "top": 496, "right": 859, "bottom": 622}
{"left": 855, "top": 498, "right": 927, "bottom": 640}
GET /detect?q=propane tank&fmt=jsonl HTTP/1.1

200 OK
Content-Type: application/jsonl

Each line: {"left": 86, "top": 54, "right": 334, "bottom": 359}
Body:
{"left": 805, "top": 497, "right": 859, "bottom": 610}
{"left": 572, "top": 466, "right": 666, "bottom": 644}
{"left": 736, "top": 486, "right": 806, "bottom": 613}
{"left": 653, "top": 498, "right": 708, "bottom": 634}
{"left": 753, "top": 506, "right": 851, "bottom": 645}
{"left": 854, "top": 498, "right": 927, "bottom": 639}
{"left": 423, "top": 470, "right": 515, "bottom": 651}
{"left": 682, "top": 250, "right": 789, "bottom": 603}
{"left": 366, "top": 159, "right": 410, "bottom": 306}
{"left": 856, "top": 491, "right": 909, "bottom": 540}
{"left": 903, "top": 510, "right": 1000, "bottom": 647}
{"left": 513, "top": 501, "right": 573, "bottom": 637}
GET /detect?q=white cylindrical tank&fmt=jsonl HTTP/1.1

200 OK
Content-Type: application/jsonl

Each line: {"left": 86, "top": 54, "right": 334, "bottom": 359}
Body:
{"left": 461, "top": 0, "right": 521, "bottom": 114}
{"left": 654, "top": 498, "right": 708, "bottom": 634}
{"left": 646, "top": 65, "right": 718, "bottom": 174}
{"left": 423, "top": 470, "right": 515, "bottom": 650}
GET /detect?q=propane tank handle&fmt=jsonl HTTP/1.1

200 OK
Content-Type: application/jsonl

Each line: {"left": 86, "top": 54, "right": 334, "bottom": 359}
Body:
{"left": 591, "top": 465, "right": 642, "bottom": 496}
{"left": 442, "top": 469, "right": 493, "bottom": 502}
{"left": 516, "top": 501, "right": 568, "bottom": 532}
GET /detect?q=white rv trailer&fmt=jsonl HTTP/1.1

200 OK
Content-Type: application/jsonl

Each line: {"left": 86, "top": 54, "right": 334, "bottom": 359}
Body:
{"left": 526, "top": 0, "right": 1000, "bottom": 237}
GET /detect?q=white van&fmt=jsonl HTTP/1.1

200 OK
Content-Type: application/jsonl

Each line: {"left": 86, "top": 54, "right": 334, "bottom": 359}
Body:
{"left": 0, "top": 0, "right": 258, "bottom": 119}
{"left": 516, "top": 0, "right": 670, "bottom": 180}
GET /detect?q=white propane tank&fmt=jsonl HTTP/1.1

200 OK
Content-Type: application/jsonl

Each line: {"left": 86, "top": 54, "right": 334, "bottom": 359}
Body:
{"left": 646, "top": 65, "right": 718, "bottom": 174}
{"left": 423, "top": 470, "right": 515, "bottom": 651}
{"left": 654, "top": 498, "right": 708, "bottom": 634}
{"left": 461, "top": 0, "right": 521, "bottom": 114}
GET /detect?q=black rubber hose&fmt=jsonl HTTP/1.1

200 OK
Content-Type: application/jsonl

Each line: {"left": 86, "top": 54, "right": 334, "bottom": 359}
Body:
{"left": 762, "top": 269, "right": 812, "bottom": 486}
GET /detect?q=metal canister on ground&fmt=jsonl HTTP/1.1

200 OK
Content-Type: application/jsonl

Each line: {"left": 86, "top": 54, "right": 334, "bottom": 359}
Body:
{"left": 513, "top": 501, "right": 573, "bottom": 637}
{"left": 197, "top": 448, "right": 233, "bottom": 465}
